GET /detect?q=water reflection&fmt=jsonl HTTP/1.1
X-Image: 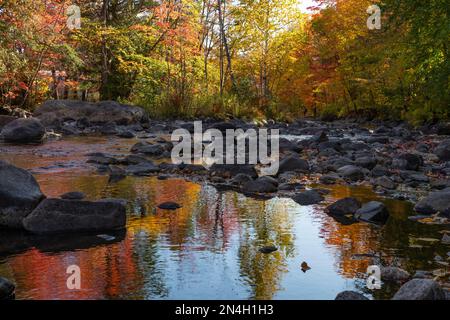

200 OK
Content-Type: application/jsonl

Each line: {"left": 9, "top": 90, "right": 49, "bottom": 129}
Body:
{"left": 0, "top": 137, "right": 449, "bottom": 300}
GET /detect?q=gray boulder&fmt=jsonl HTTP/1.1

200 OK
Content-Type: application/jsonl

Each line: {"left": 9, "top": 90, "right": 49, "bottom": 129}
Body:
{"left": 0, "top": 277, "right": 15, "bottom": 300}
{"left": 435, "top": 140, "right": 450, "bottom": 161}
{"left": 337, "top": 165, "right": 365, "bottom": 181}
{"left": 278, "top": 155, "right": 310, "bottom": 175}
{"left": 243, "top": 176, "right": 278, "bottom": 193}
{"left": 0, "top": 161, "right": 45, "bottom": 228}
{"left": 335, "top": 291, "right": 369, "bottom": 300}
{"left": 131, "top": 142, "right": 165, "bottom": 156}
{"left": 34, "top": 100, "right": 147, "bottom": 127}
{"left": 0, "top": 118, "right": 45, "bottom": 143}
{"left": 381, "top": 267, "right": 410, "bottom": 282}
{"left": 414, "top": 191, "right": 450, "bottom": 216}
{"left": 292, "top": 190, "right": 324, "bottom": 205}
{"left": 355, "top": 201, "right": 389, "bottom": 224}
{"left": 126, "top": 162, "right": 160, "bottom": 176}
{"left": 326, "top": 197, "right": 361, "bottom": 216}
{"left": 392, "top": 279, "right": 446, "bottom": 300}
{"left": 23, "top": 198, "right": 127, "bottom": 234}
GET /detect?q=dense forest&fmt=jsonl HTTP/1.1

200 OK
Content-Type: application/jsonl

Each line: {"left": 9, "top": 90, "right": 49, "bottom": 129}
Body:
{"left": 0, "top": 0, "right": 448, "bottom": 123}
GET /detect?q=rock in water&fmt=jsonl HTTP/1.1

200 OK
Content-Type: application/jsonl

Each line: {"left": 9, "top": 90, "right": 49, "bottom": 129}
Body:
{"left": 414, "top": 191, "right": 450, "bottom": 216}
{"left": 292, "top": 190, "right": 324, "bottom": 205}
{"left": 158, "top": 202, "right": 182, "bottom": 210}
{"left": 22, "top": 198, "right": 127, "bottom": 234}
{"left": 326, "top": 197, "right": 361, "bottom": 216}
{"left": 0, "top": 118, "right": 45, "bottom": 143}
{"left": 355, "top": 201, "right": 389, "bottom": 224}
{"left": 243, "top": 176, "right": 278, "bottom": 193}
{"left": 381, "top": 267, "right": 410, "bottom": 282}
{"left": 337, "top": 165, "right": 365, "bottom": 181}
{"left": 392, "top": 279, "right": 446, "bottom": 300}
{"left": 0, "top": 277, "right": 15, "bottom": 300}
{"left": 277, "top": 155, "right": 310, "bottom": 174}
{"left": 259, "top": 246, "right": 278, "bottom": 254}
{"left": 0, "top": 161, "right": 45, "bottom": 228}
{"left": 335, "top": 291, "right": 369, "bottom": 300}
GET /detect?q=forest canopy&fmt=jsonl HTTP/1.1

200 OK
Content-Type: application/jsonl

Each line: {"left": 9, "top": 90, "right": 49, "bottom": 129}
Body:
{"left": 0, "top": 0, "right": 448, "bottom": 123}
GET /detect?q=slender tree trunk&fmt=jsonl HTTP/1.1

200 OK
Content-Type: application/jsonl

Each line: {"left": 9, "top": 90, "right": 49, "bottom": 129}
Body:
{"left": 217, "top": 0, "right": 236, "bottom": 91}
{"left": 100, "top": 0, "right": 110, "bottom": 100}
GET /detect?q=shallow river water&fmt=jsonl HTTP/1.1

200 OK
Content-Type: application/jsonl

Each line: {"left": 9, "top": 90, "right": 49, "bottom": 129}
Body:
{"left": 0, "top": 136, "right": 448, "bottom": 300}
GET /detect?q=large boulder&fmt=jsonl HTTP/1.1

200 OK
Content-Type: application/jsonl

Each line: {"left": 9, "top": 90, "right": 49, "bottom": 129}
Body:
{"left": 278, "top": 155, "right": 310, "bottom": 175}
{"left": 337, "top": 165, "right": 365, "bottom": 181}
{"left": 0, "top": 277, "right": 15, "bottom": 300}
{"left": 0, "top": 115, "right": 16, "bottom": 131}
{"left": 292, "top": 190, "right": 324, "bottom": 205}
{"left": 392, "top": 279, "right": 446, "bottom": 300}
{"left": 243, "top": 176, "right": 278, "bottom": 193}
{"left": 210, "top": 164, "right": 258, "bottom": 179}
{"left": 23, "top": 198, "right": 127, "bottom": 234}
{"left": 0, "top": 118, "right": 45, "bottom": 143}
{"left": 414, "top": 191, "right": 450, "bottom": 216}
{"left": 326, "top": 197, "right": 361, "bottom": 216}
{"left": 435, "top": 140, "right": 450, "bottom": 161}
{"left": 355, "top": 201, "right": 389, "bottom": 224}
{"left": 0, "top": 161, "right": 45, "bottom": 228}
{"left": 381, "top": 267, "right": 410, "bottom": 282}
{"left": 34, "top": 100, "right": 147, "bottom": 127}
{"left": 398, "top": 153, "right": 423, "bottom": 171}
{"left": 335, "top": 291, "right": 369, "bottom": 300}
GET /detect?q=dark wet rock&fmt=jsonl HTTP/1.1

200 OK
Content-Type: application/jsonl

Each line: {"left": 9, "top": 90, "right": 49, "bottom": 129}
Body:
{"left": 230, "top": 173, "right": 253, "bottom": 186}
{"left": 355, "top": 201, "right": 389, "bottom": 224}
{"left": 292, "top": 190, "right": 324, "bottom": 205}
{"left": 392, "top": 279, "right": 446, "bottom": 300}
{"left": 157, "top": 202, "right": 181, "bottom": 210}
{"left": 337, "top": 165, "right": 365, "bottom": 181}
{"left": 0, "top": 161, "right": 45, "bottom": 229}
{"left": 126, "top": 161, "right": 160, "bottom": 176}
{"left": 278, "top": 155, "right": 310, "bottom": 175}
{"left": 100, "top": 122, "right": 118, "bottom": 135}
{"left": 206, "top": 121, "right": 236, "bottom": 132}
{"left": 326, "top": 197, "right": 361, "bottom": 216}
{"left": 259, "top": 246, "right": 277, "bottom": 254}
{"left": 0, "top": 115, "right": 16, "bottom": 130}
{"left": 23, "top": 198, "right": 127, "bottom": 234}
{"left": 279, "top": 138, "right": 302, "bottom": 153}
{"left": 414, "top": 191, "right": 450, "bottom": 216}
{"left": 86, "top": 153, "right": 118, "bottom": 165}
{"left": 381, "top": 267, "right": 410, "bottom": 282}
{"left": 131, "top": 141, "right": 165, "bottom": 156}
{"left": 416, "top": 143, "right": 429, "bottom": 153}
{"left": 121, "top": 154, "right": 149, "bottom": 165}
{"left": 35, "top": 100, "right": 147, "bottom": 127}
{"left": 0, "top": 118, "right": 45, "bottom": 143}
{"left": 341, "top": 141, "right": 369, "bottom": 151}
{"left": 435, "top": 140, "right": 450, "bottom": 161}
{"left": 243, "top": 176, "right": 278, "bottom": 193}
{"left": 157, "top": 175, "right": 169, "bottom": 180}
{"left": 311, "top": 130, "right": 328, "bottom": 143}
{"left": 210, "top": 164, "right": 258, "bottom": 179}
{"left": 355, "top": 156, "right": 377, "bottom": 170}
{"left": 108, "top": 165, "right": 126, "bottom": 183}
{"left": 319, "top": 173, "right": 339, "bottom": 184}
{"left": 117, "top": 131, "right": 135, "bottom": 139}
{"left": 278, "top": 182, "right": 303, "bottom": 191}
{"left": 436, "top": 122, "right": 450, "bottom": 136}
{"left": 60, "top": 123, "right": 81, "bottom": 135}
{"left": 374, "top": 176, "right": 396, "bottom": 190}
{"left": 403, "top": 172, "right": 429, "bottom": 183}
{"left": 398, "top": 153, "right": 423, "bottom": 171}
{"left": 60, "top": 191, "right": 86, "bottom": 200}
{"left": 371, "top": 165, "right": 389, "bottom": 177}
{"left": 335, "top": 291, "right": 369, "bottom": 301}
{"left": 367, "top": 136, "right": 389, "bottom": 144}
{"left": 0, "top": 277, "right": 15, "bottom": 300}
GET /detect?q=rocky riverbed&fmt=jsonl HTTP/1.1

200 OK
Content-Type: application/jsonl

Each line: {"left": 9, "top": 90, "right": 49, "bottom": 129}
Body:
{"left": 0, "top": 100, "right": 450, "bottom": 300}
